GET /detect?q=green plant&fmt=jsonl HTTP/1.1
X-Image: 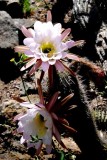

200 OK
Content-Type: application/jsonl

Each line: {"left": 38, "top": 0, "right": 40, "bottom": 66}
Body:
{"left": 20, "top": 0, "right": 31, "bottom": 17}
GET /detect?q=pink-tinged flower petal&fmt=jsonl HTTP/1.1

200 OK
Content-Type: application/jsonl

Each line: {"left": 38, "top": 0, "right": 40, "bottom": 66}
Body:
{"left": 41, "top": 54, "right": 49, "bottom": 62}
{"left": 61, "top": 52, "right": 67, "bottom": 58}
{"left": 48, "top": 59, "right": 56, "bottom": 65}
{"left": 29, "top": 60, "right": 42, "bottom": 75}
{"left": 34, "top": 21, "right": 43, "bottom": 31}
{"left": 60, "top": 61, "right": 76, "bottom": 76}
{"left": 61, "top": 28, "right": 71, "bottom": 40}
{"left": 27, "top": 142, "right": 35, "bottom": 148}
{"left": 47, "top": 10, "right": 52, "bottom": 22}
{"left": 58, "top": 117, "right": 69, "bottom": 126}
{"left": 29, "top": 43, "right": 39, "bottom": 52}
{"left": 24, "top": 49, "right": 35, "bottom": 57}
{"left": 51, "top": 113, "right": 58, "bottom": 120}
{"left": 66, "top": 53, "right": 80, "bottom": 61}
{"left": 54, "top": 53, "right": 62, "bottom": 60}
{"left": 43, "top": 127, "right": 52, "bottom": 144}
{"left": 72, "top": 40, "right": 85, "bottom": 47}
{"left": 46, "top": 145, "right": 52, "bottom": 154}
{"left": 62, "top": 124, "right": 77, "bottom": 133}
{"left": 55, "top": 60, "right": 65, "bottom": 71}
{"left": 65, "top": 40, "right": 75, "bottom": 49}
{"left": 46, "top": 92, "right": 59, "bottom": 111}
{"left": 20, "top": 136, "right": 25, "bottom": 144}
{"left": 53, "top": 124, "right": 67, "bottom": 149}
{"left": 54, "top": 23, "right": 62, "bottom": 34}
{"left": 14, "top": 46, "right": 29, "bottom": 53}
{"left": 36, "top": 142, "right": 42, "bottom": 155}
{"left": 21, "top": 58, "right": 36, "bottom": 71}
{"left": 36, "top": 103, "right": 45, "bottom": 108}
{"left": 53, "top": 124, "right": 61, "bottom": 142}
{"left": 41, "top": 62, "right": 49, "bottom": 71}
{"left": 28, "top": 28, "right": 35, "bottom": 37}
{"left": 60, "top": 42, "right": 68, "bottom": 51}
{"left": 17, "top": 122, "right": 23, "bottom": 133}
{"left": 14, "top": 113, "right": 24, "bottom": 121}
{"left": 21, "top": 25, "right": 33, "bottom": 38}
{"left": 23, "top": 38, "right": 35, "bottom": 46}
{"left": 20, "top": 102, "right": 35, "bottom": 108}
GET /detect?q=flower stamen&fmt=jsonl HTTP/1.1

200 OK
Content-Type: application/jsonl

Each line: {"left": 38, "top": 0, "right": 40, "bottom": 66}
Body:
{"left": 33, "top": 113, "right": 47, "bottom": 138}
{"left": 40, "top": 42, "right": 56, "bottom": 58}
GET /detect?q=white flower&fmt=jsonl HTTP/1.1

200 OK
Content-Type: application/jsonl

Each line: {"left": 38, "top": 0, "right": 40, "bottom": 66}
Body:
{"left": 16, "top": 103, "right": 53, "bottom": 154}
{"left": 14, "top": 81, "right": 77, "bottom": 155}
{"left": 23, "top": 21, "right": 67, "bottom": 66}
{"left": 15, "top": 11, "right": 83, "bottom": 75}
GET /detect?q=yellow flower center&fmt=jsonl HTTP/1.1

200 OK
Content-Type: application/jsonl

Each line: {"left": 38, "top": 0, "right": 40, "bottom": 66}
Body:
{"left": 40, "top": 42, "right": 56, "bottom": 58}
{"left": 33, "top": 113, "right": 47, "bottom": 138}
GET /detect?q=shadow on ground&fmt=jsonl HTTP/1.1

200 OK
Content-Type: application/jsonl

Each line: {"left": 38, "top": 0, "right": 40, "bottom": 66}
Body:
{"left": 0, "top": 48, "right": 20, "bottom": 83}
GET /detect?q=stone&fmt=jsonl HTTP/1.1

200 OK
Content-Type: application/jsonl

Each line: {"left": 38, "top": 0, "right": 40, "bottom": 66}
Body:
{"left": 6, "top": 0, "right": 23, "bottom": 18}
{"left": 0, "top": 11, "right": 18, "bottom": 49}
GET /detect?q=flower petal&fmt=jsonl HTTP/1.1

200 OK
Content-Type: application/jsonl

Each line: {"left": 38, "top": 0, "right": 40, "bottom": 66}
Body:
{"left": 20, "top": 136, "right": 25, "bottom": 144}
{"left": 55, "top": 60, "right": 65, "bottom": 71}
{"left": 21, "top": 58, "right": 36, "bottom": 71}
{"left": 21, "top": 25, "right": 33, "bottom": 38}
{"left": 53, "top": 124, "right": 67, "bottom": 149}
{"left": 23, "top": 38, "right": 35, "bottom": 46}
{"left": 24, "top": 49, "right": 35, "bottom": 57}
{"left": 61, "top": 28, "right": 71, "bottom": 40}
{"left": 29, "top": 60, "right": 42, "bottom": 75}
{"left": 54, "top": 23, "right": 62, "bottom": 34}
{"left": 14, "top": 113, "right": 24, "bottom": 121}
{"left": 46, "top": 92, "right": 59, "bottom": 111}
{"left": 20, "top": 102, "right": 36, "bottom": 108}
{"left": 14, "top": 45, "right": 29, "bottom": 53}
{"left": 28, "top": 28, "right": 35, "bottom": 37}
{"left": 34, "top": 21, "right": 43, "bottom": 31}
{"left": 66, "top": 53, "right": 80, "bottom": 61}
{"left": 47, "top": 10, "right": 52, "bottom": 22}
{"left": 65, "top": 40, "right": 75, "bottom": 49}
{"left": 46, "top": 145, "right": 52, "bottom": 154}
{"left": 41, "top": 62, "right": 49, "bottom": 71}
{"left": 48, "top": 59, "right": 56, "bottom": 65}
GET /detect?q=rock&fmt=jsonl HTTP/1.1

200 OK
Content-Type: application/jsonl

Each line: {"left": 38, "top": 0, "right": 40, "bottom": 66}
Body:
{"left": 0, "top": 0, "right": 22, "bottom": 18}
{"left": 13, "top": 18, "right": 35, "bottom": 29}
{"left": 0, "top": 0, "right": 7, "bottom": 10}
{"left": 0, "top": 11, "right": 20, "bottom": 82}
{"left": 0, "top": 11, "right": 18, "bottom": 49}
{"left": 6, "top": 0, "right": 23, "bottom": 18}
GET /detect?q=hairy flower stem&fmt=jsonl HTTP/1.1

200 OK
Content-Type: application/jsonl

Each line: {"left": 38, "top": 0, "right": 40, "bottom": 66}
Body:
{"left": 57, "top": 72, "right": 107, "bottom": 160}
{"left": 71, "top": 76, "right": 107, "bottom": 160}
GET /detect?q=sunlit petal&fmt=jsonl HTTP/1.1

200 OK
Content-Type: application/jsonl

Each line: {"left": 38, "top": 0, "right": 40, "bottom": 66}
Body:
{"left": 14, "top": 46, "right": 29, "bottom": 53}
{"left": 21, "top": 58, "right": 36, "bottom": 71}
{"left": 21, "top": 25, "right": 33, "bottom": 38}
{"left": 61, "top": 28, "right": 71, "bottom": 40}
{"left": 66, "top": 53, "right": 80, "bottom": 61}
{"left": 29, "top": 60, "right": 42, "bottom": 75}
{"left": 55, "top": 60, "right": 65, "bottom": 71}
{"left": 47, "top": 10, "right": 52, "bottom": 22}
{"left": 41, "top": 62, "right": 49, "bottom": 71}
